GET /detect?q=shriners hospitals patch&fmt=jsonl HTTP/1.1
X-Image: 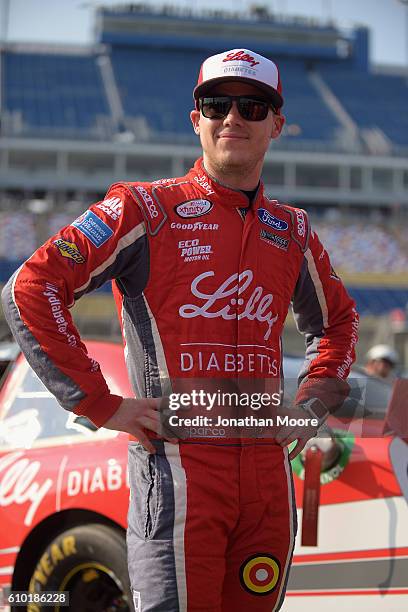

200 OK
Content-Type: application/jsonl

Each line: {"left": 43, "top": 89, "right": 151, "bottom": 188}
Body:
{"left": 240, "top": 554, "right": 281, "bottom": 595}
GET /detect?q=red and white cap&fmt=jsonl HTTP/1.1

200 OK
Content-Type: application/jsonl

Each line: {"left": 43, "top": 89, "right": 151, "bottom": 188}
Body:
{"left": 194, "top": 49, "right": 283, "bottom": 110}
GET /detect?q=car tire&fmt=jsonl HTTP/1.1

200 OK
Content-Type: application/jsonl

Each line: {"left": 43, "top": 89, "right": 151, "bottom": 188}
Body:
{"left": 26, "top": 523, "right": 133, "bottom": 611}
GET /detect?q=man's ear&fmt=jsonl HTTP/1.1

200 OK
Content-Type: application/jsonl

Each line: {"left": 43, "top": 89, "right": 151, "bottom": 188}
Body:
{"left": 271, "top": 113, "right": 285, "bottom": 139}
{"left": 190, "top": 110, "right": 200, "bottom": 135}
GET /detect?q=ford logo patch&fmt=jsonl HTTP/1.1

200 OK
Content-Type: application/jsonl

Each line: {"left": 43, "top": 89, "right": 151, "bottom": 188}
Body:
{"left": 257, "top": 209, "right": 288, "bottom": 231}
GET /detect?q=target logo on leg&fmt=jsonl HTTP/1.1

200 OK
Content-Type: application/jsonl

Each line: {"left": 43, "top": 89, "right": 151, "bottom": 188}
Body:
{"left": 239, "top": 554, "right": 280, "bottom": 595}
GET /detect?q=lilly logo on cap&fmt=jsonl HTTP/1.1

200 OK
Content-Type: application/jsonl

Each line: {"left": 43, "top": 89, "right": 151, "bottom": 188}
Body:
{"left": 223, "top": 51, "right": 260, "bottom": 68}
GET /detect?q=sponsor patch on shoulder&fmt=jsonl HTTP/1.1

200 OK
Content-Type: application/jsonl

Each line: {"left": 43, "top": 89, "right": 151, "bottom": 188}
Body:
{"left": 129, "top": 184, "right": 167, "bottom": 235}
{"left": 260, "top": 229, "right": 289, "bottom": 251}
{"left": 54, "top": 238, "right": 86, "bottom": 263}
{"left": 257, "top": 209, "right": 288, "bottom": 231}
{"left": 175, "top": 199, "right": 213, "bottom": 219}
{"left": 96, "top": 196, "right": 123, "bottom": 221}
{"left": 72, "top": 210, "right": 113, "bottom": 248}
{"left": 295, "top": 209, "right": 306, "bottom": 237}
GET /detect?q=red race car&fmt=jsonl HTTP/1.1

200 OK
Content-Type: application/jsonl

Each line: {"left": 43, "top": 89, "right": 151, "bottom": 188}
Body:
{"left": 0, "top": 341, "right": 407, "bottom": 611}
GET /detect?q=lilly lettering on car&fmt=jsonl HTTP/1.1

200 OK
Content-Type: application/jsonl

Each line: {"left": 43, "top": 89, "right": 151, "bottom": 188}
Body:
{"left": 0, "top": 341, "right": 134, "bottom": 610}
{"left": 0, "top": 452, "right": 53, "bottom": 527}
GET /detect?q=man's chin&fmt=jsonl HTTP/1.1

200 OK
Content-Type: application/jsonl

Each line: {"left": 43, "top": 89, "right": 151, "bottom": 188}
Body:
{"left": 217, "top": 149, "right": 250, "bottom": 170}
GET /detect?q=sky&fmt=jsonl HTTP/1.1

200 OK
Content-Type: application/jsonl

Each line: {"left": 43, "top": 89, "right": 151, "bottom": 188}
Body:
{"left": 2, "top": 0, "right": 408, "bottom": 67}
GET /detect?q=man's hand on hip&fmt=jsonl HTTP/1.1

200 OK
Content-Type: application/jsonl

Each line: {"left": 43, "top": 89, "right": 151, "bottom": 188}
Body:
{"left": 103, "top": 397, "right": 178, "bottom": 454}
{"left": 275, "top": 405, "right": 321, "bottom": 460}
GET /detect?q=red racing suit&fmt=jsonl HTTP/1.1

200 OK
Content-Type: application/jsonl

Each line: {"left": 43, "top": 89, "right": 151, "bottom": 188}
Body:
{"left": 2, "top": 157, "right": 359, "bottom": 611}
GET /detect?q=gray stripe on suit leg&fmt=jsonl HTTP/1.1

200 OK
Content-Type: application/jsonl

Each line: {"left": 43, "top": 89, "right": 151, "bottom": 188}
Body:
{"left": 127, "top": 440, "right": 180, "bottom": 611}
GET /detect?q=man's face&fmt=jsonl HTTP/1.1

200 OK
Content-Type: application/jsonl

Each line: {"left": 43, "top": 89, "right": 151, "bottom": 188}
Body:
{"left": 190, "top": 81, "right": 284, "bottom": 176}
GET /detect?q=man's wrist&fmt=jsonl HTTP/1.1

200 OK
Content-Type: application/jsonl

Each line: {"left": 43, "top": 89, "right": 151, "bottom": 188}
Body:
{"left": 74, "top": 393, "right": 124, "bottom": 428}
{"left": 299, "top": 398, "right": 329, "bottom": 426}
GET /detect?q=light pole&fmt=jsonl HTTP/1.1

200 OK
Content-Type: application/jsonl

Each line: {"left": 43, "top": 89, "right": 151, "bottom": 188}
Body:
{"left": 0, "top": 0, "right": 10, "bottom": 43}
{"left": 322, "top": 0, "right": 333, "bottom": 23}
{"left": 399, "top": 0, "right": 408, "bottom": 82}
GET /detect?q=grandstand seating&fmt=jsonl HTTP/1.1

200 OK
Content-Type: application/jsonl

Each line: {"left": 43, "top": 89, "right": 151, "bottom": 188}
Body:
{"left": 48, "top": 212, "right": 78, "bottom": 236}
{"left": 318, "top": 65, "right": 408, "bottom": 147}
{"left": 347, "top": 287, "right": 408, "bottom": 317}
{"left": 110, "top": 47, "right": 206, "bottom": 137}
{"left": 314, "top": 221, "right": 408, "bottom": 274}
{"left": 1, "top": 11, "right": 407, "bottom": 325}
{"left": 110, "top": 51, "right": 341, "bottom": 143}
{"left": 278, "top": 60, "right": 341, "bottom": 142}
{"left": 2, "top": 51, "right": 112, "bottom": 138}
{"left": 2, "top": 44, "right": 407, "bottom": 149}
{"left": 0, "top": 212, "right": 36, "bottom": 260}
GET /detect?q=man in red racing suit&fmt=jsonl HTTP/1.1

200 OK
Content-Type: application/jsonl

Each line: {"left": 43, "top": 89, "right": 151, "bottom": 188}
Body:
{"left": 2, "top": 48, "right": 359, "bottom": 611}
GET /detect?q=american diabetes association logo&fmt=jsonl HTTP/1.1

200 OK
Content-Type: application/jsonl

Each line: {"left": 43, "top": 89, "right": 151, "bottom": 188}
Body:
{"left": 240, "top": 554, "right": 280, "bottom": 596}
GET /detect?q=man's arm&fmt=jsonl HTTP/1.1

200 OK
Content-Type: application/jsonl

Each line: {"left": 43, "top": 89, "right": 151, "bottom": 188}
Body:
{"left": 1, "top": 185, "right": 151, "bottom": 428}
{"left": 292, "top": 227, "right": 359, "bottom": 410}
{"left": 276, "top": 225, "right": 359, "bottom": 458}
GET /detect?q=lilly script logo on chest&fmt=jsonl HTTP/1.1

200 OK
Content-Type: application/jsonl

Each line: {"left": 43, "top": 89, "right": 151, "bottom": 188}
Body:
{"left": 179, "top": 270, "right": 278, "bottom": 340}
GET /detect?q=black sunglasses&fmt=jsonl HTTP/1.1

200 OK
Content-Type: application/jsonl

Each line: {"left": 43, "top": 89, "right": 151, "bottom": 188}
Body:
{"left": 199, "top": 95, "right": 276, "bottom": 122}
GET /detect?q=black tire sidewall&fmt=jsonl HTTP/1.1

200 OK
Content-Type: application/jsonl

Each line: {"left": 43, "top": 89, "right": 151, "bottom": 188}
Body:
{"left": 27, "top": 523, "right": 131, "bottom": 610}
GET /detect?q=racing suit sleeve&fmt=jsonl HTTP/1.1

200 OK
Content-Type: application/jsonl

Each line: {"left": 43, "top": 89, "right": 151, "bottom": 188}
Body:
{"left": 1, "top": 184, "right": 148, "bottom": 427}
{"left": 291, "top": 227, "right": 359, "bottom": 415}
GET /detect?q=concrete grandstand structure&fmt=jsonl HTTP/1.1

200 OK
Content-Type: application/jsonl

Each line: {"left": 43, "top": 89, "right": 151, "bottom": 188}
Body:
{"left": 0, "top": 4, "right": 407, "bottom": 360}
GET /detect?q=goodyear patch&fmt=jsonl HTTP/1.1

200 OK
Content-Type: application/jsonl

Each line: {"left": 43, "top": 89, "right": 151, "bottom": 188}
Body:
{"left": 240, "top": 554, "right": 280, "bottom": 595}
{"left": 54, "top": 239, "right": 86, "bottom": 264}
{"left": 72, "top": 210, "right": 113, "bottom": 248}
